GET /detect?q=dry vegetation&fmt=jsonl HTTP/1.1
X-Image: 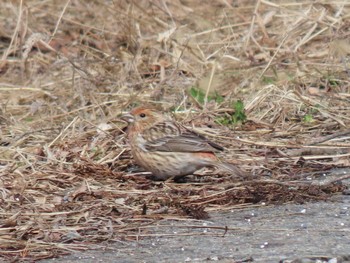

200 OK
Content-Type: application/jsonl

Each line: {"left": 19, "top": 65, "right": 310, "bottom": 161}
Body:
{"left": 1, "top": 0, "right": 350, "bottom": 261}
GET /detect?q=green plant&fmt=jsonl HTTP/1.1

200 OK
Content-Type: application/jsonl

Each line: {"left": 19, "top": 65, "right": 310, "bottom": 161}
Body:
{"left": 189, "top": 87, "right": 224, "bottom": 104}
{"left": 302, "top": 104, "right": 320, "bottom": 123}
{"left": 262, "top": 76, "right": 276, "bottom": 84}
{"left": 216, "top": 100, "right": 247, "bottom": 126}
{"left": 303, "top": 114, "right": 313, "bottom": 123}
{"left": 324, "top": 75, "right": 341, "bottom": 87}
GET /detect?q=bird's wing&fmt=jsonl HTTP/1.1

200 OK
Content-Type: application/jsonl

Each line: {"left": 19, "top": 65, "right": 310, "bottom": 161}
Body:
{"left": 142, "top": 121, "right": 223, "bottom": 153}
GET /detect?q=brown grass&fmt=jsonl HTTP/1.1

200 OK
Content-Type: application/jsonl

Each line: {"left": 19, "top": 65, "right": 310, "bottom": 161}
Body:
{"left": 1, "top": 0, "right": 350, "bottom": 260}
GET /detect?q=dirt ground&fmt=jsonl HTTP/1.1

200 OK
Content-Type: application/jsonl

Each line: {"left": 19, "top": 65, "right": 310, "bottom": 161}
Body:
{"left": 39, "top": 194, "right": 350, "bottom": 263}
{"left": 2, "top": 1, "right": 350, "bottom": 262}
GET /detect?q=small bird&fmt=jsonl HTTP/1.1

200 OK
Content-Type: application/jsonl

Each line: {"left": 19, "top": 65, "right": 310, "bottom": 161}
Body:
{"left": 122, "top": 106, "right": 243, "bottom": 181}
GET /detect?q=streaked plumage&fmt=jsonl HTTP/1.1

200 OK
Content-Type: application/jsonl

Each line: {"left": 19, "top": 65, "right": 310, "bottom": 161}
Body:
{"left": 122, "top": 107, "right": 243, "bottom": 181}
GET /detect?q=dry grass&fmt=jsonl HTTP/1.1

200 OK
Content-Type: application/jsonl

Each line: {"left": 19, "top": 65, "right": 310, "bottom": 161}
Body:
{"left": 1, "top": 0, "right": 350, "bottom": 260}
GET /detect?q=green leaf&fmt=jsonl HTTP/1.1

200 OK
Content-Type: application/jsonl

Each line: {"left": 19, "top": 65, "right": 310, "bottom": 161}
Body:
{"left": 303, "top": 114, "right": 313, "bottom": 123}
{"left": 262, "top": 76, "right": 276, "bottom": 84}
{"left": 189, "top": 87, "right": 225, "bottom": 105}
{"left": 233, "top": 100, "right": 244, "bottom": 112}
{"left": 214, "top": 92, "right": 224, "bottom": 103}
{"left": 189, "top": 87, "right": 205, "bottom": 104}
{"left": 215, "top": 100, "right": 247, "bottom": 126}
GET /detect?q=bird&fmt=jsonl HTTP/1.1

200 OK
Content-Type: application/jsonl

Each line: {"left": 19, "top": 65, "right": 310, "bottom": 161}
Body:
{"left": 121, "top": 106, "right": 243, "bottom": 181}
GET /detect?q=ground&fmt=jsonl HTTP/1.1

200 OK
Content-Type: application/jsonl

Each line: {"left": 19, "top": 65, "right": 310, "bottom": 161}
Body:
{"left": 41, "top": 194, "right": 350, "bottom": 263}
{"left": 1, "top": 1, "right": 350, "bottom": 262}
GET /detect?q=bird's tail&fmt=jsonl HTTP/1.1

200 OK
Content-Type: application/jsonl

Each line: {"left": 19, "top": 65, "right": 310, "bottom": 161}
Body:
{"left": 214, "top": 161, "right": 245, "bottom": 177}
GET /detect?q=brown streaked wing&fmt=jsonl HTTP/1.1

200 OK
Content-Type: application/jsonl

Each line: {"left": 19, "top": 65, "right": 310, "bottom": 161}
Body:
{"left": 143, "top": 121, "right": 223, "bottom": 153}
{"left": 141, "top": 121, "right": 181, "bottom": 141}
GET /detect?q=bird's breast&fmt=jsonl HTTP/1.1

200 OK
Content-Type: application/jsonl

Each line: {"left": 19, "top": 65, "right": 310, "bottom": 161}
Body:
{"left": 131, "top": 134, "right": 148, "bottom": 152}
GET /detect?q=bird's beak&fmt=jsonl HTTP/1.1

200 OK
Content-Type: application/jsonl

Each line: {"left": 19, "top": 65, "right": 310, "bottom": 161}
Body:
{"left": 120, "top": 113, "right": 134, "bottom": 123}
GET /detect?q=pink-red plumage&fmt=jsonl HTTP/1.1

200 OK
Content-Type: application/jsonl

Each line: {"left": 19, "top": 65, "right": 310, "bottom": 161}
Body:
{"left": 122, "top": 106, "right": 243, "bottom": 180}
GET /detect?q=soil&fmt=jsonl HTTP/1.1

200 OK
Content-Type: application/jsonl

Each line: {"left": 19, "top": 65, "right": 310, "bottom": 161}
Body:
{"left": 2, "top": 1, "right": 350, "bottom": 262}
{"left": 40, "top": 195, "right": 350, "bottom": 263}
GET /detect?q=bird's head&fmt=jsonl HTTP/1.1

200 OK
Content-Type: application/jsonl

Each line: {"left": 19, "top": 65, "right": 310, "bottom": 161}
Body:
{"left": 121, "top": 107, "right": 165, "bottom": 133}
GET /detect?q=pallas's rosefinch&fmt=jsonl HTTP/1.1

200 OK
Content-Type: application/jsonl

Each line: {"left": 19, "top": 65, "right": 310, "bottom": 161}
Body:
{"left": 122, "top": 107, "right": 243, "bottom": 181}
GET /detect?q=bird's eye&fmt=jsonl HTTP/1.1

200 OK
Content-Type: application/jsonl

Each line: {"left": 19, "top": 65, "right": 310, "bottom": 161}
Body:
{"left": 139, "top": 113, "right": 146, "bottom": 118}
